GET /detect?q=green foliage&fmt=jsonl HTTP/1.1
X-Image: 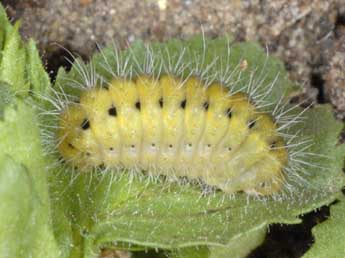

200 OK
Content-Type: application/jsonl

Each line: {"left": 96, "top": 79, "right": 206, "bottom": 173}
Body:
{"left": 0, "top": 155, "right": 38, "bottom": 257}
{"left": 0, "top": 5, "right": 49, "bottom": 96}
{"left": 209, "top": 227, "right": 266, "bottom": 258}
{"left": 0, "top": 2, "right": 344, "bottom": 258}
{"left": 302, "top": 197, "right": 345, "bottom": 258}
{"left": 0, "top": 21, "right": 27, "bottom": 93}
{"left": 0, "top": 81, "right": 13, "bottom": 119}
{"left": 0, "top": 99, "right": 60, "bottom": 258}
{"left": 0, "top": 5, "right": 58, "bottom": 258}
{"left": 26, "top": 39, "right": 51, "bottom": 96}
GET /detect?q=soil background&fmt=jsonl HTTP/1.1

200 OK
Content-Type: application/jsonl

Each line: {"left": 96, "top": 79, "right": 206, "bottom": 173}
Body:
{"left": 2, "top": 0, "right": 345, "bottom": 257}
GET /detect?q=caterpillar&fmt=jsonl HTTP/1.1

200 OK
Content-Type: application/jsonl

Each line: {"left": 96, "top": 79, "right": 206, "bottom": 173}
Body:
{"left": 47, "top": 37, "right": 308, "bottom": 197}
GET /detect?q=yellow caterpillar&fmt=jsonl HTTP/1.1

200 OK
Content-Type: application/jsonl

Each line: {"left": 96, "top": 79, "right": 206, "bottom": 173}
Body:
{"left": 57, "top": 74, "right": 288, "bottom": 196}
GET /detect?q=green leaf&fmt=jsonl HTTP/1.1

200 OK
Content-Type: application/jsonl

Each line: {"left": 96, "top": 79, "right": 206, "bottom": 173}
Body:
{"left": 0, "top": 4, "right": 50, "bottom": 96}
{"left": 168, "top": 246, "right": 210, "bottom": 258}
{"left": 302, "top": 197, "right": 345, "bottom": 258}
{"left": 50, "top": 37, "right": 345, "bottom": 257}
{"left": 26, "top": 39, "right": 51, "bottom": 95}
{"left": 0, "top": 3, "right": 8, "bottom": 51}
{"left": 0, "top": 99, "right": 60, "bottom": 258}
{"left": 0, "top": 80, "right": 13, "bottom": 119}
{"left": 209, "top": 227, "right": 266, "bottom": 258}
{"left": 0, "top": 21, "right": 27, "bottom": 93}
{"left": 0, "top": 154, "right": 34, "bottom": 258}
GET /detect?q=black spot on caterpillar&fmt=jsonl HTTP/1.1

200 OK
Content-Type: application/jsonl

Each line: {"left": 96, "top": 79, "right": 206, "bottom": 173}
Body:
{"left": 180, "top": 99, "right": 187, "bottom": 109}
{"left": 80, "top": 118, "right": 90, "bottom": 130}
{"left": 135, "top": 101, "right": 141, "bottom": 111}
{"left": 108, "top": 106, "right": 117, "bottom": 117}
{"left": 248, "top": 120, "right": 256, "bottom": 129}
{"left": 226, "top": 108, "right": 232, "bottom": 119}
{"left": 203, "top": 101, "right": 209, "bottom": 111}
